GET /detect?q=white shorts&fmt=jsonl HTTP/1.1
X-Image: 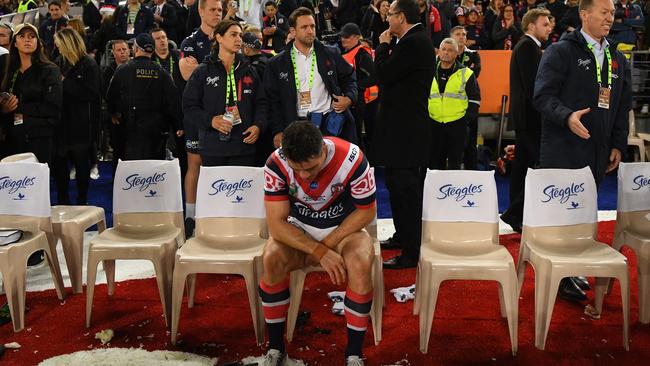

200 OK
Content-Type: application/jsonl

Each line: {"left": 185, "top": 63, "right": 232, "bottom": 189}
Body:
{"left": 287, "top": 217, "right": 336, "bottom": 242}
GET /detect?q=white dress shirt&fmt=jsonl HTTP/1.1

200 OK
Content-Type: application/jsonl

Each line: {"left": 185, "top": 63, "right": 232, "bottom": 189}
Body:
{"left": 293, "top": 44, "right": 332, "bottom": 117}
{"left": 580, "top": 29, "right": 610, "bottom": 69}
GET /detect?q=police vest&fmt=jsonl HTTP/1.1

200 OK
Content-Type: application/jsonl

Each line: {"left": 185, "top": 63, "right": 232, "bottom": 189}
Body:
{"left": 428, "top": 65, "right": 473, "bottom": 123}
{"left": 17, "top": 0, "right": 36, "bottom": 13}
{"left": 342, "top": 44, "right": 379, "bottom": 104}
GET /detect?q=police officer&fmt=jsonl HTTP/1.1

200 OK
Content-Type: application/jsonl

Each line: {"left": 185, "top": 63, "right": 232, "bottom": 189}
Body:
{"left": 107, "top": 33, "right": 183, "bottom": 161}
{"left": 428, "top": 37, "right": 481, "bottom": 170}
{"left": 450, "top": 25, "right": 481, "bottom": 170}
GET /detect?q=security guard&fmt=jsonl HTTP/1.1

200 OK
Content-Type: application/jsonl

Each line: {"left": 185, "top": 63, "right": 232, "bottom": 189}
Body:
{"left": 428, "top": 37, "right": 481, "bottom": 170}
{"left": 107, "top": 33, "right": 183, "bottom": 161}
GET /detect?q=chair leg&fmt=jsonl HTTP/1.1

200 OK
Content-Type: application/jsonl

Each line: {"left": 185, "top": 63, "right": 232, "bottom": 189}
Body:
{"left": 60, "top": 230, "right": 85, "bottom": 294}
{"left": 254, "top": 257, "right": 266, "bottom": 339}
{"left": 516, "top": 245, "right": 528, "bottom": 298}
{"left": 243, "top": 265, "right": 265, "bottom": 346}
{"left": 414, "top": 260, "right": 431, "bottom": 317}
{"left": 414, "top": 260, "right": 422, "bottom": 316}
{"left": 286, "top": 270, "right": 306, "bottom": 343}
{"left": 536, "top": 272, "right": 561, "bottom": 350}
{"left": 97, "top": 219, "right": 107, "bottom": 233}
{"left": 637, "top": 255, "right": 650, "bottom": 324}
{"left": 103, "top": 260, "right": 116, "bottom": 296}
{"left": 152, "top": 257, "right": 173, "bottom": 328}
{"left": 3, "top": 264, "right": 27, "bottom": 332}
{"left": 370, "top": 255, "right": 383, "bottom": 345}
{"left": 498, "top": 281, "right": 507, "bottom": 318}
{"left": 616, "top": 272, "right": 631, "bottom": 350}
{"left": 594, "top": 277, "right": 610, "bottom": 315}
{"left": 419, "top": 273, "right": 441, "bottom": 354}
{"left": 86, "top": 253, "right": 100, "bottom": 328}
{"left": 171, "top": 266, "right": 187, "bottom": 345}
{"left": 500, "top": 270, "right": 519, "bottom": 356}
{"left": 187, "top": 274, "right": 197, "bottom": 309}
{"left": 41, "top": 242, "right": 66, "bottom": 301}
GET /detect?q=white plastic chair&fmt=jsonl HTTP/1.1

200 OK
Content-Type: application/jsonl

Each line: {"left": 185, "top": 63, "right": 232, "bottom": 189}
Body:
{"left": 613, "top": 162, "right": 650, "bottom": 323}
{"left": 86, "top": 159, "right": 185, "bottom": 328}
{"left": 1, "top": 152, "right": 38, "bottom": 163}
{"left": 170, "top": 166, "right": 267, "bottom": 345}
{"left": 415, "top": 170, "right": 518, "bottom": 355}
{"left": 628, "top": 111, "right": 648, "bottom": 162}
{"left": 0, "top": 162, "right": 66, "bottom": 332}
{"left": 516, "top": 167, "right": 629, "bottom": 350}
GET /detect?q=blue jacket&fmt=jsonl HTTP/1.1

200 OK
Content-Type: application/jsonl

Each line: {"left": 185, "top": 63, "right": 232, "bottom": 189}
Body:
{"left": 534, "top": 29, "right": 631, "bottom": 182}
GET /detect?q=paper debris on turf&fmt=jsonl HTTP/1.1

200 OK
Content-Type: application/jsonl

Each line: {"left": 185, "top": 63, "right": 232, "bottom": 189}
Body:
{"left": 242, "top": 355, "right": 306, "bottom": 365}
{"left": 4, "top": 342, "right": 21, "bottom": 349}
{"left": 95, "top": 329, "right": 114, "bottom": 345}
{"left": 38, "top": 348, "right": 218, "bottom": 365}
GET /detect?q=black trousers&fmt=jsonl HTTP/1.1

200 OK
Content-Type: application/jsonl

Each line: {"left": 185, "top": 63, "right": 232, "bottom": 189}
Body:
{"left": 201, "top": 154, "right": 256, "bottom": 167}
{"left": 53, "top": 145, "right": 91, "bottom": 205}
{"left": 463, "top": 116, "right": 478, "bottom": 170}
{"left": 385, "top": 166, "right": 425, "bottom": 261}
{"left": 506, "top": 129, "right": 540, "bottom": 222}
{"left": 430, "top": 119, "right": 467, "bottom": 170}
{"left": 11, "top": 136, "right": 54, "bottom": 164}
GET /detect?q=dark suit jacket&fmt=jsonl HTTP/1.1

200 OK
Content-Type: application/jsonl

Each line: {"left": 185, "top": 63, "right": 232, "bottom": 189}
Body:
{"left": 374, "top": 24, "right": 436, "bottom": 168}
{"left": 510, "top": 35, "right": 543, "bottom": 133}
{"left": 152, "top": 2, "right": 178, "bottom": 42}
{"left": 186, "top": 3, "right": 200, "bottom": 34}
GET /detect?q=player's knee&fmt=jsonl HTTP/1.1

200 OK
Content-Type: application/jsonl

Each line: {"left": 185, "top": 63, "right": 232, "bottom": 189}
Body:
{"left": 262, "top": 240, "right": 289, "bottom": 279}
{"left": 346, "top": 237, "right": 374, "bottom": 276}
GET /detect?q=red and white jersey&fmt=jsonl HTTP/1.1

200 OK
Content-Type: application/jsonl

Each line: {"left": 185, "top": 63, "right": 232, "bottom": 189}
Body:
{"left": 264, "top": 137, "right": 376, "bottom": 230}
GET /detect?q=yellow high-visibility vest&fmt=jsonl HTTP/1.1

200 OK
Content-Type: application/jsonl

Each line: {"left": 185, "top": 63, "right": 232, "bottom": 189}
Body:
{"left": 428, "top": 65, "right": 473, "bottom": 123}
{"left": 17, "top": 0, "right": 37, "bottom": 13}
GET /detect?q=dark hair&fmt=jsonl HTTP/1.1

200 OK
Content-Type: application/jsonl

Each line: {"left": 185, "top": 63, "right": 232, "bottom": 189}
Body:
{"left": 281, "top": 122, "right": 323, "bottom": 163}
{"left": 289, "top": 7, "right": 315, "bottom": 28}
{"left": 49, "top": 0, "right": 61, "bottom": 8}
{"left": 521, "top": 8, "right": 550, "bottom": 32}
{"left": 264, "top": 0, "right": 277, "bottom": 8}
{"left": 211, "top": 19, "right": 242, "bottom": 52}
{"left": 2, "top": 30, "right": 53, "bottom": 91}
{"left": 395, "top": 0, "right": 420, "bottom": 24}
{"left": 150, "top": 27, "right": 166, "bottom": 35}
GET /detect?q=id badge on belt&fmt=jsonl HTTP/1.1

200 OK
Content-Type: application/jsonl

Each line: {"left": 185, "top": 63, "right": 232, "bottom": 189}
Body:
{"left": 299, "top": 91, "right": 312, "bottom": 113}
{"left": 225, "top": 105, "right": 242, "bottom": 126}
{"left": 13, "top": 113, "right": 23, "bottom": 126}
{"left": 598, "top": 87, "right": 611, "bottom": 109}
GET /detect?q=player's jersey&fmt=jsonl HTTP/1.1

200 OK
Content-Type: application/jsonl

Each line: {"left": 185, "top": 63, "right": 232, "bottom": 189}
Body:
{"left": 179, "top": 28, "right": 212, "bottom": 63}
{"left": 264, "top": 137, "right": 376, "bottom": 230}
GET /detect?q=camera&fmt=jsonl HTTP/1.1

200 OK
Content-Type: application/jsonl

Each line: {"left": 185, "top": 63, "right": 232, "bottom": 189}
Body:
{"left": 320, "top": 31, "right": 340, "bottom": 46}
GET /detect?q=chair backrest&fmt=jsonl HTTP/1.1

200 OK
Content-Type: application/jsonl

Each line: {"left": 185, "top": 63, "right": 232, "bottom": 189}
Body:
{"left": 195, "top": 166, "right": 265, "bottom": 219}
{"left": 0, "top": 162, "right": 50, "bottom": 218}
{"left": 421, "top": 170, "right": 499, "bottom": 245}
{"left": 112, "top": 159, "right": 183, "bottom": 216}
{"left": 0, "top": 152, "right": 38, "bottom": 163}
{"left": 617, "top": 162, "right": 650, "bottom": 234}
{"left": 522, "top": 167, "right": 598, "bottom": 242}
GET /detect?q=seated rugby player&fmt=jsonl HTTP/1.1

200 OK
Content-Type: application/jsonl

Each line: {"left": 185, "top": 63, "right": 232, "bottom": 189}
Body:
{"left": 259, "top": 122, "right": 376, "bottom": 366}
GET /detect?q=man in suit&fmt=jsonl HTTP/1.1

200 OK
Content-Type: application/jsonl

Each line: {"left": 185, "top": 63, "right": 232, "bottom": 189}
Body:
{"left": 501, "top": 8, "right": 553, "bottom": 234}
{"left": 151, "top": 0, "right": 178, "bottom": 42}
{"left": 374, "top": 0, "right": 436, "bottom": 269}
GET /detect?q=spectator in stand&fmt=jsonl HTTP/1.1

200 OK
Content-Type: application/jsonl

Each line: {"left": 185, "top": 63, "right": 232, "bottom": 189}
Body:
{"left": 179, "top": 0, "right": 222, "bottom": 238}
{"left": 616, "top": 0, "right": 644, "bottom": 27}
{"left": 361, "top": 0, "right": 390, "bottom": 48}
{"left": 340, "top": 23, "right": 378, "bottom": 153}
{"left": 483, "top": 0, "right": 503, "bottom": 47}
{"left": 186, "top": 0, "right": 201, "bottom": 34}
{"left": 16, "top": 0, "right": 38, "bottom": 13}
{"left": 542, "top": 14, "right": 560, "bottom": 47}
{"left": 434, "top": 0, "right": 457, "bottom": 38}
{"left": 39, "top": 1, "right": 68, "bottom": 55}
{"left": 492, "top": 3, "right": 523, "bottom": 49}
{"left": 0, "top": 0, "right": 12, "bottom": 15}
{"left": 115, "top": 0, "right": 154, "bottom": 40}
{"left": 68, "top": 18, "right": 93, "bottom": 55}
{"left": 465, "top": 8, "right": 489, "bottom": 49}
{"left": 151, "top": 0, "right": 179, "bottom": 43}
{"left": 558, "top": 0, "right": 580, "bottom": 35}
{"left": 82, "top": 0, "right": 102, "bottom": 36}
{"left": 418, "top": 0, "right": 443, "bottom": 47}
{"left": 172, "top": 0, "right": 189, "bottom": 41}
{"left": 0, "top": 23, "right": 12, "bottom": 50}
{"left": 335, "top": 0, "right": 359, "bottom": 29}
{"left": 60, "top": 0, "right": 71, "bottom": 17}
{"left": 539, "top": 0, "right": 567, "bottom": 34}
{"left": 501, "top": 8, "right": 552, "bottom": 233}
{"left": 262, "top": 1, "right": 289, "bottom": 53}
{"left": 517, "top": 0, "right": 538, "bottom": 20}
{"left": 92, "top": 5, "right": 120, "bottom": 65}
{"left": 182, "top": 20, "right": 266, "bottom": 167}
{"left": 278, "top": 0, "right": 297, "bottom": 18}
{"left": 222, "top": 0, "right": 245, "bottom": 23}
{"left": 52, "top": 28, "right": 101, "bottom": 206}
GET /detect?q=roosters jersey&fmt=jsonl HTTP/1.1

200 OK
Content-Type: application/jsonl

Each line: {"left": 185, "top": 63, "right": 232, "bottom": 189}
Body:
{"left": 264, "top": 137, "right": 376, "bottom": 232}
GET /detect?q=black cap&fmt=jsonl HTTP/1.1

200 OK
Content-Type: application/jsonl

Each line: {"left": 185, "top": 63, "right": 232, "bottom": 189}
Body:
{"left": 242, "top": 32, "right": 262, "bottom": 50}
{"left": 134, "top": 33, "right": 155, "bottom": 53}
{"left": 339, "top": 23, "right": 361, "bottom": 38}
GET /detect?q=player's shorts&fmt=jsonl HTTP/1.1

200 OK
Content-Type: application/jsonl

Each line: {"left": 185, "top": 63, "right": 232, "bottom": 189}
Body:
{"left": 287, "top": 217, "right": 336, "bottom": 242}
{"left": 184, "top": 122, "right": 200, "bottom": 154}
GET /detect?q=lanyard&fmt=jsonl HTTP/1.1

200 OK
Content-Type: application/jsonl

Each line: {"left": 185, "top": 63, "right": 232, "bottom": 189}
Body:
{"left": 9, "top": 70, "right": 18, "bottom": 94}
{"left": 154, "top": 55, "right": 174, "bottom": 76}
{"left": 586, "top": 43, "right": 612, "bottom": 88}
{"left": 128, "top": 6, "right": 138, "bottom": 24}
{"left": 291, "top": 47, "right": 316, "bottom": 92}
{"left": 225, "top": 63, "right": 237, "bottom": 106}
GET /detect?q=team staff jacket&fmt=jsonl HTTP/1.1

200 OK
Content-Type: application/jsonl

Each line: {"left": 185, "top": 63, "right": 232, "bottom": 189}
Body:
{"left": 263, "top": 40, "right": 358, "bottom": 140}
{"left": 115, "top": 5, "right": 154, "bottom": 40}
{"left": 107, "top": 56, "right": 182, "bottom": 135}
{"left": 534, "top": 29, "right": 631, "bottom": 181}
{"left": 4, "top": 63, "right": 62, "bottom": 140}
{"left": 264, "top": 137, "right": 376, "bottom": 229}
{"left": 183, "top": 52, "right": 268, "bottom": 157}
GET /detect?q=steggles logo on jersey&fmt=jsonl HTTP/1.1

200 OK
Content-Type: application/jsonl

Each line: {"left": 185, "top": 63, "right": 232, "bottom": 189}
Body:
{"left": 0, "top": 175, "right": 36, "bottom": 196}
{"left": 209, "top": 178, "right": 253, "bottom": 198}
{"left": 436, "top": 183, "right": 483, "bottom": 203}
{"left": 122, "top": 172, "right": 166, "bottom": 193}
{"left": 295, "top": 201, "right": 345, "bottom": 219}
{"left": 206, "top": 76, "right": 220, "bottom": 87}
{"left": 541, "top": 183, "right": 585, "bottom": 209}
{"left": 632, "top": 175, "right": 650, "bottom": 191}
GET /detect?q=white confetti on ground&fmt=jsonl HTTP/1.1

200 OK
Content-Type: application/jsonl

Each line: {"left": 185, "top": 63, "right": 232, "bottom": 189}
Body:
{"left": 38, "top": 348, "right": 218, "bottom": 366}
{"left": 242, "top": 355, "right": 306, "bottom": 366}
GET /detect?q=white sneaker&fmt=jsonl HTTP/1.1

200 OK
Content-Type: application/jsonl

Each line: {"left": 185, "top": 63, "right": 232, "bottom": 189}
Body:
{"left": 261, "top": 349, "right": 287, "bottom": 366}
{"left": 345, "top": 356, "right": 365, "bottom": 366}
{"left": 642, "top": 104, "right": 649, "bottom": 115}
{"left": 69, "top": 167, "right": 76, "bottom": 180}
{"left": 90, "top": 165, "right": 100, "bottom": 180}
